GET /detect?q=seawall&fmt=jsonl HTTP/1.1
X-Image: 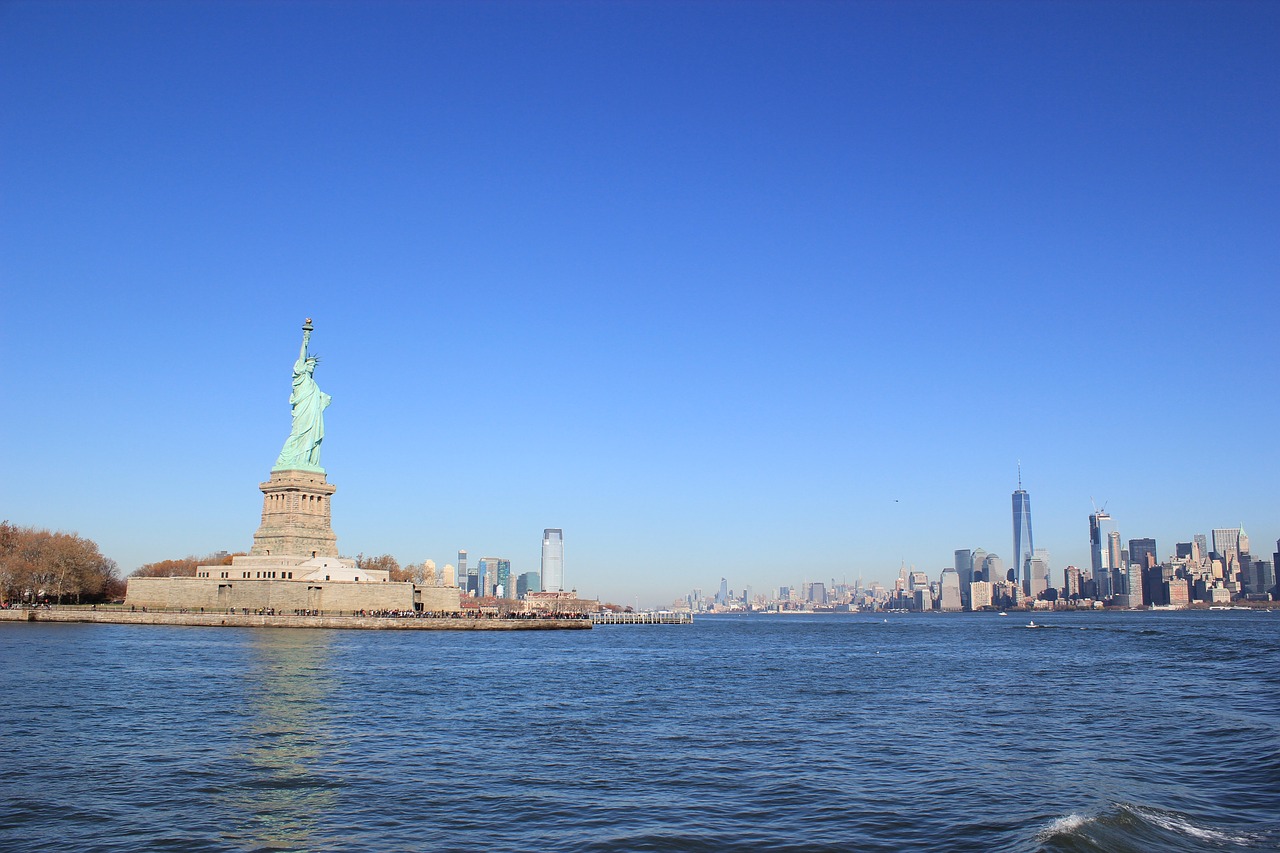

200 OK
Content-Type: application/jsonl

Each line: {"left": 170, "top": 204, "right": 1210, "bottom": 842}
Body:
{"left": 0, "top": 608, "right": 592, "bottom": 631}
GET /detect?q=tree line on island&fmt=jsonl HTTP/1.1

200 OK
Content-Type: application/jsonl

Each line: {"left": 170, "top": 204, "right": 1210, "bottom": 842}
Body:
{"left": 0, "top": 521, "right": 124, "bottom": 605}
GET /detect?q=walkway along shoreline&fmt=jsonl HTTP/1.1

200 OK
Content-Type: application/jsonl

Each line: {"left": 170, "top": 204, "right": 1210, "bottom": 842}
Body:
{"left": 0, "top": 608, "right": 593, "bottom": 631}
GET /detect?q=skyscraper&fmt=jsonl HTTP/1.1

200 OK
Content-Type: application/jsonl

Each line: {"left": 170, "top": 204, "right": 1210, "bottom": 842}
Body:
{"left": 1212, "top": 527, "right": 1244, "bottom": 587}
{"left": 1026, "top": 549, "right": 1050, "bottom": 600}
{"left": 457, "top": 550, "right": 468, "bottom": 589}
{"left": 1125, "top": 563, "right": 1145, "bottom": 608}
{"left": 1212, "top": 528, "right": 1240, "bottom": 561}
{"left": 497, "top": 560, "right": 513, "bottom": 599}
{"left": 516, "top": 571, "right": 541, "bottom": 598}
{"left": 1012, "top": 470, "right": 1034, "bottom": 594}
{"left": 1108, "top": 531, "right": 1123, "bottom": 595}
{"left": 1269, "top": 541, "right": 1280, "bottom": 599}
{"left": 954, "top": 549, "right": 974, "bottom": 608}
{"left": 541, "top": 528, "right": 564, "bottom": 592}
{"left": 1129, "top": 538, "right": 1157, "bottom": 569}
{"left": 1064, "top": 565, "right": 1082, "bottom": 598}
{"left": 1129, "top": 537, "right": 1156, "bottom": 600}
{"left": 1090, "top": 510, "right": 1114, "bottom": 599}
{"left": 478, "top": 557, "right": 502, "bottom": 597}
{"left": 939, "top": 569, "right": 962, "bottom": 611}
{"left": 971, "top": 548, "right": 988, "bottom": 581}
{"left": 982, "top": 553, "right": 1005, "bottom": 585}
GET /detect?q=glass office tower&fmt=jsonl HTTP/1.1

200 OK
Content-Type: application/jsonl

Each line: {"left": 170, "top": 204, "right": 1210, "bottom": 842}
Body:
{"left": 541, "top": 529, "right": 564, "bottom": 592}
{"left": 1012, "top": 474, "right": 1034, "bottom": 595}
{"left": 1090, "top": 511, "right": 1114, "bottom": 599}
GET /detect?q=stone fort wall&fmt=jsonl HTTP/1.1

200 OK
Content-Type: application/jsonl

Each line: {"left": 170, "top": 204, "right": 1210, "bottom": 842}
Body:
{"left": 126, "top": 577, "right": 461, "bottom": 613}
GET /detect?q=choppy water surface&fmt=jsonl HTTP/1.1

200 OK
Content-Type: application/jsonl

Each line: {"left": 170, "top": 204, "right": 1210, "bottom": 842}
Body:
{"left": 1, "top": 611, "right": 1277, "bottom": 852}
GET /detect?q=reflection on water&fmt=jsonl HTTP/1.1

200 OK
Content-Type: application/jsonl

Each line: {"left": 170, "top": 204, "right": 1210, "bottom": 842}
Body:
{"left": 4, "top": 614, "right": 1276, "bottom": 852}
{"left": 222, "top": 629, "right": 337, "bottom": 851}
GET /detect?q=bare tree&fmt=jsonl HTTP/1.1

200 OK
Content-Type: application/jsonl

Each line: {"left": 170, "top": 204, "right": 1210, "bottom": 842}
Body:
{"left": 0, "top": 523, "right": 123, "bottom": 604}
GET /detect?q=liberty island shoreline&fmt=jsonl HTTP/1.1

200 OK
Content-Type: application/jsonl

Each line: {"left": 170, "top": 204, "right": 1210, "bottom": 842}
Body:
{"left": 0, "top": 606, "right": 591, "bottom": 631}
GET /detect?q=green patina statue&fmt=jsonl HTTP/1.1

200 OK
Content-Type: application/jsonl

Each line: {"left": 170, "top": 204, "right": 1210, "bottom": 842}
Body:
{"left": 273, "top": 318, "right": 331, "bottom": 472}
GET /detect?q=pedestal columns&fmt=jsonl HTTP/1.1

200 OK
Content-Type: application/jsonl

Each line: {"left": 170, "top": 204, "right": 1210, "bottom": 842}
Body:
{"left": 250, "top": 469, "right": 339, "bottom": 558}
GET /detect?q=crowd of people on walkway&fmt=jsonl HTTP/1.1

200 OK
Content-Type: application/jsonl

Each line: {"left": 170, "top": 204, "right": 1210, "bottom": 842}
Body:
{"left": 36, "top": 604, "right": 593, "bottom": 619}
{"left": 361, "top": 609, "right": 590, "bottom": 620}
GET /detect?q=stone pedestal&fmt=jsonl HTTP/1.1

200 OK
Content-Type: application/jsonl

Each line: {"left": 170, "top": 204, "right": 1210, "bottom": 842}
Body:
{"left": 250, "top": 469, "right": 339, "bottom": 558}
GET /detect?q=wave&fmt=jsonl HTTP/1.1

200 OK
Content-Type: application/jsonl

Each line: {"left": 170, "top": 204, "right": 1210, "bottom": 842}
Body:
{"left": 1036, "top": 802, "right": 1270, "bottom": 852}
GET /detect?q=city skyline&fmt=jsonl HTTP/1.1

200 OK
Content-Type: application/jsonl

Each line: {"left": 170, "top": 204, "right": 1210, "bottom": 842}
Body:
{"left": 2, "top": 3, "right": 1277, "bottom": 606}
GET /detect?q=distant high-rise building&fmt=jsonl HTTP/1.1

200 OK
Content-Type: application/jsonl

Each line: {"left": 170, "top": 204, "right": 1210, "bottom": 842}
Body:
{"left": 954, "top": 549, "right": 974, "bottom": 608}
{"left": 476, "top": 557, "right": 511, "bottom": 597}
{"left": 478, "top": 557, "right": 497, "bottom": 596}
{"left": 516, "top": 571, "right": 540, "bottom": 598}
{"left": 1125, "top": 564, "right": 1145, "bottom": 608}
{"left": 939, "top": 569, "right": 962, "bottom": 611}
{"left": 1193, "top": 534, "right": 1208, "bottom": 560}
{"left": 982, "top": 553, "right": 1005, "bottom": 585}
{"left": 1237, "top": 525, "right": 1250, "bottom": 557}
{"left": 1274, "top": 540, "right": 1280, "bottom": 597}
{"left": 1090, "top": 511, "right": 1115, "bottom": 599}
{"left": 1026, "top": 549, "right": 1050, "bottom": 600}
{"left": 541, "top": 528, "right": 564, "bottom": 592}
{"left": 1129, "top": 539, "right": 1157, "bottom": 570}
{"left": 1064, "top": 565, "right": 1082, "bottom": 598}
{"left": 1107, "top": 532, "right": 1123, "bottom": 577}
{"left": 970, "top": 548, "right": 988, "bottom": 581}
{"left": 1212, "top": 528, "right": 1241, "bottom": 562}
{"left": 457, "top": 550, "right": 468, "bottom": 589}
{"left": 1012, "top": 470, "right": 1034, "bottom": 594}
{"left": 1241, "top": 559, "right": 1270, "bottom": 598}
{"left": 1212, "top": 527, "right": 1245, "bottom": 587}
{"left": 716, "top": 577, "right": 729, "bottom": 606}
{"left": 1175, "top": 542, "right": 1195, "bottom": 561}
{"left": 969, "top": 581, "right": 993, "bottom": 609}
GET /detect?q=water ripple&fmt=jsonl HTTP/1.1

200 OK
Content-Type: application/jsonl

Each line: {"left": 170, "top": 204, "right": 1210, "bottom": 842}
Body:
{"left": 1, "top": 612, "right": 1277, "bottom": 851}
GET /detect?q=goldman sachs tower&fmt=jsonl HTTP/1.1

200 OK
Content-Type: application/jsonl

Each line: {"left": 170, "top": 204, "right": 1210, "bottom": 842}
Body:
{"left": 1012, "top": 466, "right": 1034, "bottom": 593}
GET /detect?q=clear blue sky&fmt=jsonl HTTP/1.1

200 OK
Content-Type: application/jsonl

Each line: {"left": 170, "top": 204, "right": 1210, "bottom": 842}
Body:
{"left": 2, "top": 1, "right": 1276, "bottom": 606}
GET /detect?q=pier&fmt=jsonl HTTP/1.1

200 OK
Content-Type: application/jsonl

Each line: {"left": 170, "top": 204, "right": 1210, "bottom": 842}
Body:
{"left": 590, "top": 611, "right": 693, "bottom": 625}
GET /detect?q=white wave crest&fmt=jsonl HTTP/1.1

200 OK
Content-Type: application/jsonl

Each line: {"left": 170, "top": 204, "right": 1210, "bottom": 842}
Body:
{"left": 1129, "top": 804, "right": 1255, "bottom": 845}
{"left": 1037, "top": 813, "right": 1090, "bottom": 839}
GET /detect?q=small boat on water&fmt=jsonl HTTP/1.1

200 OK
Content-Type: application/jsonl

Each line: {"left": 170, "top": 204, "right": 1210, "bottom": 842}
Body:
{"left": 1026, "top": 620, "right": 1039, "bottom": 628}
{"left": 998, "top": 612, "right": 1008, "bottom": 617}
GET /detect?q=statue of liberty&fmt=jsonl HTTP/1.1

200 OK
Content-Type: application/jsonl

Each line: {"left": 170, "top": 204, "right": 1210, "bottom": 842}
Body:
{"left": 273, "top": 319, "right": 331, "bottom": 472}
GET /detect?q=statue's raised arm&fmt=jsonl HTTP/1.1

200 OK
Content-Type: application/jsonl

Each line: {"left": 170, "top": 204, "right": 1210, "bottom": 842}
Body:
{"left": 273, "top": 318, "right": 332, "bottom": 473}
{"left": 298, "top": 322, "right": 312, "bottom": 362}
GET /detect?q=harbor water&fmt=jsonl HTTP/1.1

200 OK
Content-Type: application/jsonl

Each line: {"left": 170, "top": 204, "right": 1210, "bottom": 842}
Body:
{"left": 1, "top": 610, "right": 1277, "bottom": 851}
